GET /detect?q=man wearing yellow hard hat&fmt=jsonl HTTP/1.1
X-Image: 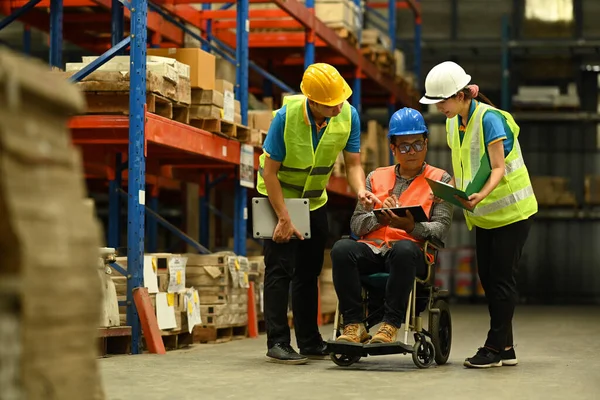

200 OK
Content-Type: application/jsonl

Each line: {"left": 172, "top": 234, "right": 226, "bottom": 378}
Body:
{"left": 256, "top": 63, "right": 379, "bottom": 364}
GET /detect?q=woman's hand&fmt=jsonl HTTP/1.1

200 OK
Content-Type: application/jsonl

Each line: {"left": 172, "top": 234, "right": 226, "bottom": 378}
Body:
{"left": 456, "top": 192, "right": 485, "bottom": 211}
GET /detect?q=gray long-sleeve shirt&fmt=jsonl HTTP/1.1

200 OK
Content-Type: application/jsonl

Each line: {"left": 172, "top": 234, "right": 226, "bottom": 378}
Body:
{"left": 350, "top": 163, "right": 454, "bottom": 255}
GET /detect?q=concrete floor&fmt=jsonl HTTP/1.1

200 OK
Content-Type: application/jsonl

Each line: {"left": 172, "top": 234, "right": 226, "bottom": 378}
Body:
{"left": 100, "top": 305, "right": 600, "bottom": 400}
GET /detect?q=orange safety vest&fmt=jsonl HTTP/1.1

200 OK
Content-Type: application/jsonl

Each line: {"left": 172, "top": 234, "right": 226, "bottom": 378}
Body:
{"left": 359, "top": 164, "right": 446, "bottom": 255}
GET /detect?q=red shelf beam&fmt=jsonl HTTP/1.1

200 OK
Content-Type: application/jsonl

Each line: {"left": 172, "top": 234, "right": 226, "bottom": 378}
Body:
{"left": 69, "top": 113, "right": 355, "bottom": 199}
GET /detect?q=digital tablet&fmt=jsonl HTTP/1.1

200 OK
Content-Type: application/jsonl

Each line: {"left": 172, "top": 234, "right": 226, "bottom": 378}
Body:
{"left": 252, "top": 197, "right": 311, "bottom": 239}
{"left": 372, "top": 205, "right": 429, "bottom": 223}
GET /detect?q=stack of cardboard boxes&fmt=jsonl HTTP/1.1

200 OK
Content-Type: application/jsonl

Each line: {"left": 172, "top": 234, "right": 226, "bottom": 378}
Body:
{"left": 247, "top": 110, "right": 274, "bottom": 147}
{"left": 147, "top": 48, "right": 245, "bottom": 136}
{"left": 0, "top": 48, "right": 105, "bottom": 398}
{"left": 249, "top": 0, "right": 362, "bottom": 46}
{"left": 111, "top": 250, "right": 253, "bottom": 347}
{"left": 531, "top": 176, "right": 578, "bottom": 206}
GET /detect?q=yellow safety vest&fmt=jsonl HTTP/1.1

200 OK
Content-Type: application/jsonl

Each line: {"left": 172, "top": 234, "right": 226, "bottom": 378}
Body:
{"left": 256, "top": 95, "right": 351, "bottom": 211}
{"left": 447, "top": 102, "right": 538, "bottom": 230}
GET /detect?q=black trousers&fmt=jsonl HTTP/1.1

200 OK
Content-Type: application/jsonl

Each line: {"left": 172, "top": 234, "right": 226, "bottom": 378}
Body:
{"left": 330, "top": 239, "right": 427, "bottom": 328}
{"left": 263, "top": 205, "right": 329, "bottom": 349}
{"left": 476, "top": 218, "right": 532, "bottom": 352}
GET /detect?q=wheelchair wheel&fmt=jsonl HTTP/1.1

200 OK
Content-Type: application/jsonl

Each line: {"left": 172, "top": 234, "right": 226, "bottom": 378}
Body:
{"left": 330, "top": 353, "right": 361, "bottom": 367}
{"left": 429, "top": 299, "right": 452, "bottom": 365}
{"left": 412, "top": 340, "right": 435, "bottom": 369}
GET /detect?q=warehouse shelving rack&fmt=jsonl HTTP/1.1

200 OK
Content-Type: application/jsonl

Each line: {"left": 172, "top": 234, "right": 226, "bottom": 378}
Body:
{"left": 0, "top": 0, "right": 421, "bottom": 354}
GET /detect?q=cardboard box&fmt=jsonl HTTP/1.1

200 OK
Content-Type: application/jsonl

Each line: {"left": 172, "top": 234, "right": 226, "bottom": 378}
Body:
{"left": 189, "top": 105, "right": 222, "bottom": 120}
{"left": 249, "top": 110, "right": 274, "bottom": 131}
{"left": 234, "top": 100, "right": 241, "bottom": 114}
{"left": 216, "top": 56, "right": 237, "bottom": 84}
{"left": 147, "top": 48, "right": 216, "bottom": 90}
{"left": 191, "top": 89, "right": 224, "bottom": 108}
{"left": 223, "top": 90, "right": 235, "bottom": 122}
{"left": 234, "top": 113, "right": 242, "bottom": 124}
{"left": 315, "top": 0, "right": 360, "bottom": 33}
{"left": 215, "top": 79, "right": 234, "bottom": 94}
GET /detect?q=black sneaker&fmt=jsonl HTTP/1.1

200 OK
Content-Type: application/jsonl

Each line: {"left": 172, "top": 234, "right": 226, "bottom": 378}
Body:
{"left": 300, "top": 341, "right": 329, "bottom": 360}
{"left": 266, "top": 343, "right": 308, "bottom": 365}
{"left": 464, "top": 347, "right": 502, "bottom": 368}
{"left": 501, "top": 347, "right": 518, "bottom": 366}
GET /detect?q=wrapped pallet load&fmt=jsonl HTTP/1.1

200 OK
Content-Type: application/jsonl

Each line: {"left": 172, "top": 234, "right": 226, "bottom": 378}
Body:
{"left": 0, "top": 48, "right": 105, "bottom": 399}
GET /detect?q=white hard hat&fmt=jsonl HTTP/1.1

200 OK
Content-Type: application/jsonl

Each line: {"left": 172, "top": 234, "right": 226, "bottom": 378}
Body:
{"left": 419, "top": 61, "right": 471, "bottom": 104}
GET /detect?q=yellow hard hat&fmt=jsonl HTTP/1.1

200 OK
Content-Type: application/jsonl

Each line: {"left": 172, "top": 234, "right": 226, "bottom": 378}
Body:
{"left": 300, "top": 63, "right": 352, "bottom": 106}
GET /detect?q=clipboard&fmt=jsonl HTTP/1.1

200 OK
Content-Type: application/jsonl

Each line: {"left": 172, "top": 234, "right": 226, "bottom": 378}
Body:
{"left": 372, "top": 205, "right": 429, "bottom": 222}
{"left": 426, "top": 153, "right": 492, "bottom": 210}
{"left": 251, "top": 197, "right": 311, "bottom": 239}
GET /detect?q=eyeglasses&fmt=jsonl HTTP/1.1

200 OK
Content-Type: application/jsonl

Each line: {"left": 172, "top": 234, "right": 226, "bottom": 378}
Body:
{"left": 395, "top": 140, "right": 426, "bottom": 154}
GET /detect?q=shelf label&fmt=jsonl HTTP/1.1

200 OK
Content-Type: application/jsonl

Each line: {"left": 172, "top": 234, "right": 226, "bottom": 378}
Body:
{"left": 139, "top": 189, "right": 146, "bottom": 205}
{"left": 239, "top": 144, "right": 255, "bottom": 189}
{"left": 222, "top": 145, "right": 227, "bottom": 157}
{"left": 244, "top": 207, "right": 248, "bottom": 220}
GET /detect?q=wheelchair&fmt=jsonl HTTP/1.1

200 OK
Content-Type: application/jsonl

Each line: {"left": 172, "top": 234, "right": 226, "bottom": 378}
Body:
{"left": 326, "top": 237, "right": 452, "bottom": 369}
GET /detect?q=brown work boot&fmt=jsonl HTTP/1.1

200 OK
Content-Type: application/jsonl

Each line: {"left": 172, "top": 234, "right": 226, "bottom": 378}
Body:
{"left": 336, "top": 323, "right": 369, "bottom": 344}
{"left": 369, "top": 323, "right": 398, "bottom": 344}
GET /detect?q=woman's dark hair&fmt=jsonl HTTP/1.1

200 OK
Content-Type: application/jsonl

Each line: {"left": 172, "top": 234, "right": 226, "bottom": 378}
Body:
{"left": 457, "top": 87, "right": 496, "bottom": 107}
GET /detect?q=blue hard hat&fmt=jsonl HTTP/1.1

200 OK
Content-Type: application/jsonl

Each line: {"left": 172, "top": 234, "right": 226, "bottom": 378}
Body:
{"left": 387, "top": 107, "right": 428, "bottom": 138}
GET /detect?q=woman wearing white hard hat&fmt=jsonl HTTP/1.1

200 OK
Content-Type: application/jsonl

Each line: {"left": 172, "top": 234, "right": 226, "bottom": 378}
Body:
{"left": 420, "top": 61, "right": 538, "bottom": 369}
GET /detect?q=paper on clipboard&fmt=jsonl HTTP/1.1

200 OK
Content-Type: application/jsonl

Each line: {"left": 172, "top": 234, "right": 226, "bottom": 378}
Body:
{"left": 426, "top": 153, "right": 492, "bottom": 210}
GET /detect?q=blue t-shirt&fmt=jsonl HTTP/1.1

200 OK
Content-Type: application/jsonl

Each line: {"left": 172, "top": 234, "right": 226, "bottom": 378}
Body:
{"left": 458, "top": 100, "right": 514, "bottom": 157}
{"left": 262, "top": 102, "right": 361, "bottom": 162}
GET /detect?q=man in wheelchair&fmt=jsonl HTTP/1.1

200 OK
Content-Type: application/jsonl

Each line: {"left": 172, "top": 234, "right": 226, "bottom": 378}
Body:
{"left": 331, "top": 108, "right": 453, "bottom": 346}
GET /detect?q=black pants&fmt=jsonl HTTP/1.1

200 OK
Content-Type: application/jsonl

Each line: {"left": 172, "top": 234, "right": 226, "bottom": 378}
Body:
{"left": 263, "top": 205, "right": 329, "bottom": 350}
{"left": 330, "top": 239, "right": 427, "bottom": 328}
{"left": 476, "top": 218, "right": 532, "bottom": 352}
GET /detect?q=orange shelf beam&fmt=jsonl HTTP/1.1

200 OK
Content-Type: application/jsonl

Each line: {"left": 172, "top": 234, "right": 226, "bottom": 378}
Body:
{"left": 8, "top": 0, "right": 97, "bottom": 6}
{"left": 88, "top": 0, "right": 184, "bottom": 45}
{"left": 69, "top": 113, "right": 354, "bottom": 199}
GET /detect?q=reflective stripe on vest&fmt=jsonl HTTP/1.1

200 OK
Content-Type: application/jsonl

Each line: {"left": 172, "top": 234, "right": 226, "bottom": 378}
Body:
{"left": 448, "top": 102, "right": 538, "bottom": 230}
{"left": 255, "top": 95, "right": 352, "bottom": 210}
{"left": 358, "top": 164, "right": 446, "bottom": 250}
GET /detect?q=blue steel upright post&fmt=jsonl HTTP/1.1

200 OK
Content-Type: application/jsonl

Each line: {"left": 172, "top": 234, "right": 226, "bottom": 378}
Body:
{"left": 304, "top": 0, "right": 315, "bottom": 69}
{"left": 23, "top": 25, "right": 31, "bottom": 55}
{"left": 501, "top": 14, "right": 510, "bottom": 111}
{"left": 388, "top": 0, "right": 396, "bottom": 53}
{"left": 111, "top": 0, "right": 124, "bottom": 48}
{"left": 352, "top": 0, "right": 362, "bottom": 113}
{"left": 49, "top": 0, "right": 62, "bottom": 68}
{"left": 413, "top": 2, "right": 421, "bottom": 89}
{"left": 108, "top": 153, "right": 122, "bottom": 249}
{"left": 201, "top": 3, "right": 211, "bottom": 52}
{"left": 127, "top": 0, "right": 148, "bottom": 354}
{"left": 234, "top": 0, "right": 249, "bottom": 256}
{"left": 388, "top": 0, "right": 397, "bottom": 165}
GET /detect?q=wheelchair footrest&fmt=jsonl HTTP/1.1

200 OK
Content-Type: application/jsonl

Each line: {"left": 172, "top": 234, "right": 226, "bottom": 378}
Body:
{"left": 364, "top": 342, "right": 413, "bottom": 356}
{"left": 326, "top": 341, "right": 368, "bottom": 357}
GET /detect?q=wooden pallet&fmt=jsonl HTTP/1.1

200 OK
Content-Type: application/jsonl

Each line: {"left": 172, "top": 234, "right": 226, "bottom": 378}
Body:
{"left": 189, "top": 118, "right": 251, "bottom": 141}
{"left": 360, "top": 46, "right": 395, "bottom": 74}
{"left": 83, "top": 91, "right": 190, "bottom": 124}
{"left": 98, "top": 326, "right": 131, "bottom": 357}
{"left": 193, "top": 324, "right": 248, "bottom": 344}
{"left": 332, "top": 27, "right": 358, "bottom": 47}
{"left": 161, "top": 330, "right": 193, "bottom": 350}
